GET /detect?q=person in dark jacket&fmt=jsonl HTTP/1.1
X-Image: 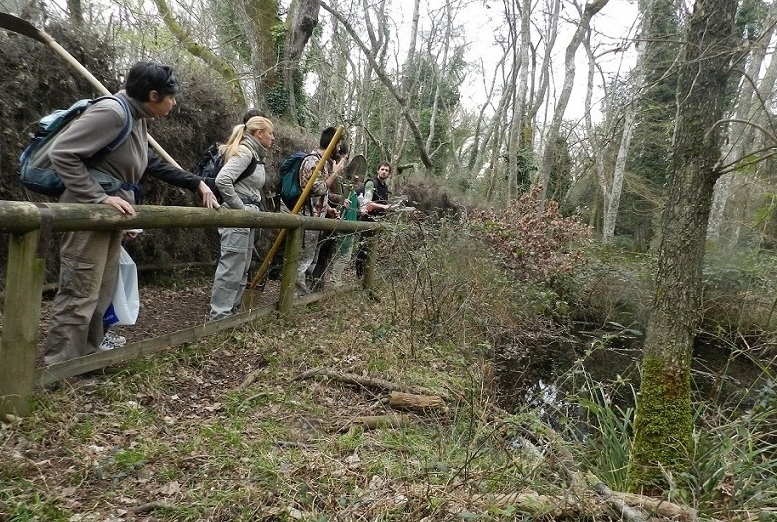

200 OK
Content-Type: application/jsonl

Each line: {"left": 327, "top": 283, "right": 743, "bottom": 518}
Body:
{"left": 354, "top": 162, "right": 393, "bottom": 277}
{"left": 358, "top": 162, "right": 392, "bottom": 218}
{"left": 43, "top": 60, "right": 218, "bottom": 365}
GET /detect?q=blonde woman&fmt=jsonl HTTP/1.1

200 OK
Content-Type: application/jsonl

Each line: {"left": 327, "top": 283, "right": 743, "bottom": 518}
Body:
{"left": 209, "top": 116, "right": 275, "bottom": 320}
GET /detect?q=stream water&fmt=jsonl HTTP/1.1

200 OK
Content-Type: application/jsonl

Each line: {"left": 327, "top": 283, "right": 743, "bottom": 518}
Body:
{"left": 493, "top": 321, "right": 774, "bottom": 423}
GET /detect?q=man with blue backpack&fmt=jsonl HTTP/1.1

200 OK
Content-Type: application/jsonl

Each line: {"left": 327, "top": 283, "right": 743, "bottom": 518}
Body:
{"left": 279, "top": 126, "right": 347, "bottom": 295}
{"left": 42, "top": 61, "right": 218, "bottom": 365}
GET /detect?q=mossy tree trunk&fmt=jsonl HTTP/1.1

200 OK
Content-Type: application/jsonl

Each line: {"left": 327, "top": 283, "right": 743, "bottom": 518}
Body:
{"left": 241, "top": 0, "right": 281, "bottom": 110}
{"left": 152, "top": 0, "right": 286, "bottom": 112}
{"left": 626, "top": 0, "right": 737, "bottom": 494}
{"left": 280, "top": 0, "right": 319, "bottom": 124}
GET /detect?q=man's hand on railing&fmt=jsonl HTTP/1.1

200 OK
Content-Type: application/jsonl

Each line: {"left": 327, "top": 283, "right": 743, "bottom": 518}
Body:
{"left": 366, "top": 201, "right": 392, "bottom": 213}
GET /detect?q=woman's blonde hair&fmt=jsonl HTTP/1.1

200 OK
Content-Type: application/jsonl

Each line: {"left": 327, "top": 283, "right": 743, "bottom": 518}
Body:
{"left": 222, "top": 116, "right": 273, "bottom": 159}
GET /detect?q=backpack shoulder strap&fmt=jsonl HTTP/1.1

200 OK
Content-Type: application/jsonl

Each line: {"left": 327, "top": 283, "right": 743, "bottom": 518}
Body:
{"left": 298, "top": 152, "right": 321, "bottom": 178}
{"left": 235, "top": 156, "right": 258, "bottom": 184}
{"left": 92, "top": 95, "right": 133, "bottom": 155}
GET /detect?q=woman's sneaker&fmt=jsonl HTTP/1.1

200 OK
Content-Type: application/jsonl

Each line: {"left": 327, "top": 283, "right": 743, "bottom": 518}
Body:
{"left": 99, "top": 331, "right": 127, "bottom": 350}
{"left": 104, "top": 331, "right": 127, "bottom": 346}
{"left": 98, "top": 337, "right": 121, "bottom": 351}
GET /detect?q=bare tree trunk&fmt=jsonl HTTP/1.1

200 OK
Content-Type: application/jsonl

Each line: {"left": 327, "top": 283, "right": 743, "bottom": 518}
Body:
{"left": 708, "top": 0, "right": 777, "bottom": 243}
{"left": 485, "top": 111, "right": 508, "bottom": 202}
{"left": 321, "top": 1, "right": 433, "bottom": 170}
{"left": 536, "top": 0, "right": 609, "bottom": 208}
{"left": 584, "top": 29, "right": 608, "bottom": 232}
{"left": 601, "top": 41, "right": 644, "bottom": 243}
{"left": 525, "top": 0, "right": 562, "bottom": 124}
{"left": 349, "top": 0, "right": 392, "bottom": 161}
{"left": 627, "top": 0, "right": 736, "bottom": 493}
{"left": 424, "top": 2, "right": 452, "bottom": 157}
{"left": 67, "top": 0, "right": 83, "bottom": 27}
{"left": 466, "top": 60, "right": 501, "bottom": 176}
{"left": 504, "top": 0, "right": 525, "bottom": 201}
{"left": 393, "top": 0, "right": 421, "bottom": 164}
{"left": 512, "top": 0, "right": 532, "bottom": 199}
{"left": 604, "top": 97, "right": 636, "bottom": 242}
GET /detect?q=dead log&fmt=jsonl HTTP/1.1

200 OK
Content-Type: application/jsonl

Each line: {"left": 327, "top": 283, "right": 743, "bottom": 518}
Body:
{"left": 294, "top": 367, "right": 447, "bottom": 400}
{"left": 388, "top": 391, "right": 445, "bottom": 412}
{"left": 341, "top": 414, "right": 410, "bottom": 431}
{"left": 618, "top": 492, "right": 700, "bottom": 521}
{"left": 481, "top": 489, "right": 700, "bottom": 522}
{"left": 591, "top": 477, "right": 649, "bottom": 522}
{"left": 404, "top": 486, "right": 596, "bottom": 519}
{"left": 483, "top": 405, "right": 703, "bottom": 522}
{"left": 404, "top": 485, "right": 700, "bottom": 521}
{"left": 239, "top": 369, "right": 262, "bottom": 389}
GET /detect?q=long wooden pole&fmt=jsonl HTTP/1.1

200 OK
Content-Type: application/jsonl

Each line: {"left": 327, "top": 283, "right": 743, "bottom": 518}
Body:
{"left": 247, "top": 126, "right": 344, "bottom": 290}
{"left": 0, "top": 12, "right": 182, "bottom": 169}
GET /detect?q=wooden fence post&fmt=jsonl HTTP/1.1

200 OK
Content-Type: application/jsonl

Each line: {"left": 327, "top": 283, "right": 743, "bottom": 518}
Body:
{"left": 278, "top": 225, "right": 303, "bottom": 316}
{"left": 0, "top": 228, "right": 47, "bottom": 418}
{"left": 0, "top": 201, "right": 382, "bottom": 398}
{"left": 361, "top": 231, "right": 379, "bottom": 290}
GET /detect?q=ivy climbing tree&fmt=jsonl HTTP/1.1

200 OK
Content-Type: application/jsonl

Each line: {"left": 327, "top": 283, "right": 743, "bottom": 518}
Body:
{"left": 626, "top": 0, "right": 737, "bottom": 494}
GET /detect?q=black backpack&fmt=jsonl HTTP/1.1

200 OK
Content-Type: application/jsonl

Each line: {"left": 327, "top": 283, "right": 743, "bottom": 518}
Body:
{"left": 194, "top": 143, "right": 257, "bottom": 203}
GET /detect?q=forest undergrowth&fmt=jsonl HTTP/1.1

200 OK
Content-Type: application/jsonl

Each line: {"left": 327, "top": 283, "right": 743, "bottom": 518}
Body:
{"left": 1, "top": 197, "right": 776, "bottom": 521}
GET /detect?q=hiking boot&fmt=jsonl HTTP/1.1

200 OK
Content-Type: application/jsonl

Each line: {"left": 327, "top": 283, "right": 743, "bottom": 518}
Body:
{"left": 104, "top": 330, "right": 127, "bottom": 346}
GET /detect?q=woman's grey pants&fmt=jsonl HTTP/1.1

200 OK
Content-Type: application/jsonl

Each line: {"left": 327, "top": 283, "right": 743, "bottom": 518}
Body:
{"left": 210, "top": 205, "right": 259, "bottom": 320}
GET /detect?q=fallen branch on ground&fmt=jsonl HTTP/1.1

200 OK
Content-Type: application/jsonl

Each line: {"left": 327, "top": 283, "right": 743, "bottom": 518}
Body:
{"left": 488, "top": 406, "right": 702, "bottom": 522}
{"left": 339, "top": 414, "right": 411, "bottom": 432}
{"left": 294, "top": 367, "right": 448, "bottom": 400}
{"left": 388, "top": 391, "right": 446, "bottom": 412}
{"left": 403, "top": 485, "right": 698, "bottom": 521}
{"left": 130, "top": 502, "right": 177, "bottom": 514}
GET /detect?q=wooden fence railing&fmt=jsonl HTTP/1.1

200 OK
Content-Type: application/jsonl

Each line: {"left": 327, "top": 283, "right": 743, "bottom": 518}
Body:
{"left": 0, "top": 200, "right": 382, "bottom": 418}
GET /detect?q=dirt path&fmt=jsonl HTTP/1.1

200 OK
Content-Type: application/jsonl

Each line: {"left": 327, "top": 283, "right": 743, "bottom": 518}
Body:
{"left": 23, "top": 273, "right": 282, "bottom": 365}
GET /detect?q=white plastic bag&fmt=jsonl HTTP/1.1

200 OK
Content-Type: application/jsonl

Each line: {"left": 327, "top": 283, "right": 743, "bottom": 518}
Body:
{"left": 103, "top": 246, "right": 139, "bottom": 326}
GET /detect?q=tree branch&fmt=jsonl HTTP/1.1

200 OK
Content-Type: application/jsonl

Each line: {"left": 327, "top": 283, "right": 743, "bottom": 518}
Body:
{"left": 319, "top": 1, "right": 434, "bottom": 170}
{"left": 151, "top": 0, "right": 245, "bottom": 107}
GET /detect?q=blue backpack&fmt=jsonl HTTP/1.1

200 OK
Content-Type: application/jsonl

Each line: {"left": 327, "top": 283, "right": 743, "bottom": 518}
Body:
{"left": 19, "top": 95, "right": 133, "bottom": 196}
{"left": 279, "top": 152, "right": 317, "bottom": 209}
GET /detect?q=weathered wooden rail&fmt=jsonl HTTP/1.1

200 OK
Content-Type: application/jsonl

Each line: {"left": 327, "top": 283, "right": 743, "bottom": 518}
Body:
{"left": 0, "top": 200, "right": 382, "bottom": 418}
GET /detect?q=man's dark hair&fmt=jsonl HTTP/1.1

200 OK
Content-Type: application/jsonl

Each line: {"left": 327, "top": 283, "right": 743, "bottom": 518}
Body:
{"left": 334, "top": 140, "right": 349, "bottom": 161}
{"left": 125, "top": 61, "right": 180, "bottom": 102}
{"left": 242, "top": 108, "right": 265, "bottom": 124}
{"left": 319, "top": 126, "right": 338, "bottom": 149}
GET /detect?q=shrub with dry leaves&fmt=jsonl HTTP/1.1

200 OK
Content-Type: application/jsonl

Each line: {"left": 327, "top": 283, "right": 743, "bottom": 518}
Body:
{"left": 469, "top": 186, "right": 593, "bottom": 284}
